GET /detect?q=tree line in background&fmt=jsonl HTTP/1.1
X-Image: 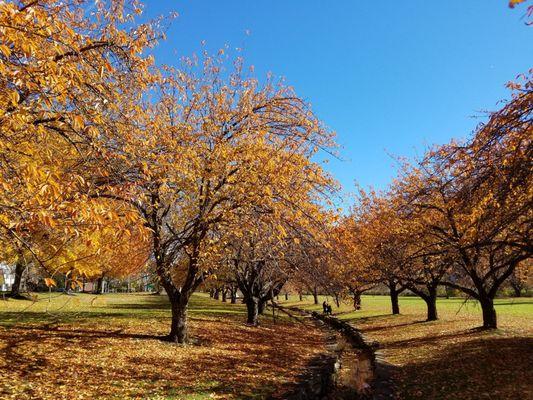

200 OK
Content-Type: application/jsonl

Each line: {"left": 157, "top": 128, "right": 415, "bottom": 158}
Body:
{"left": 0, "top": 0, "right": 531, "bottom": 345}
{"left": 192, "top": 73, "right": 532, "bottom": 331}
{"left": 311, "top": 76, "right": 531, "bottom": 329}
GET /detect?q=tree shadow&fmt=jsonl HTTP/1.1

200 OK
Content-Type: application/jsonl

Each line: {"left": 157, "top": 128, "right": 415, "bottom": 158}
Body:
{"left": 393, "top": 336, "right": 533, "bottom": 399}
{"left": 340, "top": 314, "right": 397, "bottom": 325}
{"left": 8, "top": 325, "right": 165, "bottom": 341}
{"left": 0, "top": 305, "right": 326, "bottom": 399}
{"left": 494, "top": 301, "right": 533, "bottom": 307}
{"left": 385, "top": 328, "right": 481, "bottom": 350}
{"left": 0, "top": 311, "right": 151, "bottom": 327}
{"left": 360, "top": 319, "right": 428, "bottom": 333}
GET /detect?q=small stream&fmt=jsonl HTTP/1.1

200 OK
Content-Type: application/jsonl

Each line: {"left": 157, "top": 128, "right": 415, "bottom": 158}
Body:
{"left": 276, "top": 305, "right": 376, "bottom": 399}
{"left": 327, "top": 335, "right": 374, "bottom": 399}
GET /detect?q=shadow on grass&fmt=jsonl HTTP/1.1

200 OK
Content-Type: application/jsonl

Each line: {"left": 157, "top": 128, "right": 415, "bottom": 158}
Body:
{"left": 0, "top": 293, "right": 330, "bottom": 400}
{"left": 340, "top": 313, "right": 398, "bottom": 325}
{"left": 393, "top": 336, "right": 533, "bottom": 399}
{"left": 0, "top": 322, "right": 316, "bottom": 398}
{"left": 6, "top": 326, "right": 165, "bottom": 341}
{"left": 359, "top": 319, "right": 428, "bottom": 333}
{"left": 385, "top": 328, "right": 482, "bottom": 350}
{"left": 494, "top": 301, "right": 533, "bottom": 307}
{"left": 0, "top": 311, "right": 151, "bottom": 327}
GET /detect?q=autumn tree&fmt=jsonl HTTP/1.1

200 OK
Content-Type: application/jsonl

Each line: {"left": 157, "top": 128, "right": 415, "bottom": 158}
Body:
{"left": 508, "top": 259, "right": 531, "bottom": 297}
{"left": 0, "top": 0, "right": 159, "bottom": 285}
{"left": 400, "top": 82, "right": 532, "bottom": 328}
{"left": 327, "top": 216, "right": 378, "bottom": 310}
{"left": 95, "top": 53, "right": 336, "bottom": 342}
{"left": 229, "top": 226, "right": 290, "bottom": 325}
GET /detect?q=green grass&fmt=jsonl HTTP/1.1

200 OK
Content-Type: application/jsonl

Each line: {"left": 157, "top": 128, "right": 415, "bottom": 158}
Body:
{"left": 0, "top": 291, "right": 248, "bottom": 324}
{"left": 280, "top": 293, "right": 533, "bottom": 323}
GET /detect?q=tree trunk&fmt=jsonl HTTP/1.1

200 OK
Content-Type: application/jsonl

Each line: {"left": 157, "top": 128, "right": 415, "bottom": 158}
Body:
{"left": 390, "top": 286, "right": 400, "bottom": 315}
{"left": 10, "top": 262, "right": 26, "bottom": 298}
{"left": 284, "top": 292, "right": 289, "bottom": 301}
{"left": 353, "top": 291, "right": 362, "bottom": 310}
{"left": 168, "top": 295, "right": 189, "bottom": 343}
{"left": 95, "top": 276, "right": 104, "bottom": 294}
{"left": 510, "top": 282, "right": 522, "bottom": 297}
{"left": 334, "top": 292, "right": 340, "bottom": 308}
{"left": 214, "top": 288, "right": 220, "bottom": 300}
{"left": 222, "top": 288, "right": 227, "bottom": 302}
{"left": 258, "top": 299, "right": 266, "bottom": 315}
{"left": 425, "top": 286, "right": 438, "bottom": 321}
{"left": 480, "top": 296, "right": 497, "bottom": 329}
{"left": 230, "top": 288, "right": 237, "bottom": 304}
{"left": 246, "top": 296, "right": 259, "bottom": 325}
{"left": 312, "top": 286, "right": 319, "bottom": 305}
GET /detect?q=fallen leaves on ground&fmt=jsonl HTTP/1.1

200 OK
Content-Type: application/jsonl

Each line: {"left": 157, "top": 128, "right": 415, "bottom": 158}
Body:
{"left": 0, "top": 293, "right": 326, "bottom": 400}
{"left": 352, "top": 302, "right": 533, "bottom": 400}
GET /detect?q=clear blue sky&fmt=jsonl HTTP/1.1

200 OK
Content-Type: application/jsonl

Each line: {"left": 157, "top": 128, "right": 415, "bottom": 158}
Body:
{"left": 142, "top": 0, "right": 532, "bottom": 199}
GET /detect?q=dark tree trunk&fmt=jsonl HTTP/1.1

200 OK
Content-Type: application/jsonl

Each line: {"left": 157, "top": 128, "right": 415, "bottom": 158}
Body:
{"left": 230, "top": 288, "right": 237, "bottom": 304}
{"left": 214, "top": 288, "right": 220, "bottom": 300}
{"left": 258, "top": 299, "right": 266, "bottom": 315}
{"left": 168, "top": 295, "right": 189, "bottom": 343}
{"left": 334, "top": 292, "right": 340, "bottom": 308}
{"left": 246, "top": 296, "right": 259, "bottom": 325}
{"left": 510, "top": 282, "right": 522, "bottom": 297}
{"left": 312, "top": 286, "right": 319, "bottom": 305}
{"left": 222, "top": 288, "right": 227, "bottom": 302}
{"left": 425, "top": 286, "right": 438, "bottom": 321}
{"left": 97, "top": 277, "right": 103, "bottom": 294}
{"left": 353, "top": 291, "right": 362, "bottom": 310}
{"left": 284, "top": 292, "right": 289, "bottom": 301}
{"left": 480, "top": 296, "right": 497, "bottom": 329}
{"left": 389, "top": 283, "right": 400, "bottom": 315}
{"left": 10, "top": 262, "right": 26, "bottom": 298}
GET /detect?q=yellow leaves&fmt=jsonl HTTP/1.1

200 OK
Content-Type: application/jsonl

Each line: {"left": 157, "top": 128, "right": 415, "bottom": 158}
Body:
{"left": 71, "top": 115, "right": 84, "bottom": 130}
{"left": 509, "top": 0, "right": 527, "bottom": 8}
{"left": 44, "top": 277, "right": 56, "bottom": 287}
{"left": 99, "top": 60, "right": 114, "bottom": 77}
{"left": 8, "top": 90, "right": 19, "bottom": 106}
{"left": 0, "top": 44, "right": 11, "bottom": 57}
{"left": 0, "top": 293, "right": 328, "bottom": 400}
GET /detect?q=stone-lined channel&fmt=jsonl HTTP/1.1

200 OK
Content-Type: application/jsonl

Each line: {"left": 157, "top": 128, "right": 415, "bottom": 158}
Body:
{"left": 275, "top": 305, "right": 396, "bottom": 400}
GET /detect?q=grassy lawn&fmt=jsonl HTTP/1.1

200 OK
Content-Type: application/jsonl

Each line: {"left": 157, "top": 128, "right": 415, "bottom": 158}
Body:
{"left": 282, "top": 294, "right": 533, "bottom": 400}
{"left": 0, "top": 292, "right": 326, "bottom": 400}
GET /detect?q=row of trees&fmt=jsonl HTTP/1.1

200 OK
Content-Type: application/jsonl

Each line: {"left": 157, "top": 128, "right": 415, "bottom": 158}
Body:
{"left": 1, "top": 0, "right": 529, "bottom": 343}
{"left": 321, "top": 78, "right": 532, "bottom": 329}
{"left": 0, "top": 0, "right": 336, "bottom": 343}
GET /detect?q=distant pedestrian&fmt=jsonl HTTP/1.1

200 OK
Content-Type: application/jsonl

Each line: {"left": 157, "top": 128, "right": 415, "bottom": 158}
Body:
{"left": 326, "top": 304, "right": 332, "bottom": 315}
{"left": 322, "top": 301, "right": 328, "bottom": 314}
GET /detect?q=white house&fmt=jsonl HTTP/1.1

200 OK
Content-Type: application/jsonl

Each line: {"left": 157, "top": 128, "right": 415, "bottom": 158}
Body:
{"left": 0, "top": 263, "right": 15, "bottom": 292}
